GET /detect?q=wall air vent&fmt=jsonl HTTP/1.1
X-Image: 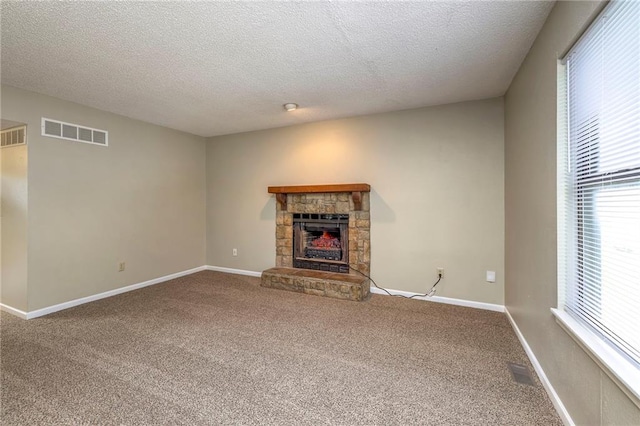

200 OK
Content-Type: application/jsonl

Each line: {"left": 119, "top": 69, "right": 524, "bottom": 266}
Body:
{"left": 0, "top": 125, "right": 27, "bottom": 148}
{"left": 41, "top": 118, "right": 108, "bottom": 147}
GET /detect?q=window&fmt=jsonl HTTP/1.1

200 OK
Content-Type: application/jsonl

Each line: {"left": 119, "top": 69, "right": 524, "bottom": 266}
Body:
{"left": 557, "top": 0, "right": 640, "bottom": 399}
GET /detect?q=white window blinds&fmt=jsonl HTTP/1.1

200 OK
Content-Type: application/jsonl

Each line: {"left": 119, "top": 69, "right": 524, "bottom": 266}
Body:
{"left": 563, "top": 0, "right": 640, "bottom": 365}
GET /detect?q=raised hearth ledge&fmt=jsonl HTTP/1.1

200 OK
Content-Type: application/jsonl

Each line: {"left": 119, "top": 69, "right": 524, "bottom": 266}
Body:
{"left": 268, "top": 183, "right": 371, "bottom": 210}
{"left": 261, "top": 267, "right": 370, "bottom": 301}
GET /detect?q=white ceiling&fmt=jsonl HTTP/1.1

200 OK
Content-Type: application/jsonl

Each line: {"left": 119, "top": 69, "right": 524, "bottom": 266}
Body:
{"left": 0, "top": 1, "right": 554, "bottom": 138}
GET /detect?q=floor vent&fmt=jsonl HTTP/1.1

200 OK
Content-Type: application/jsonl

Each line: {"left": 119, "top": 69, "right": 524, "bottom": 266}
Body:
{"left": 1, "top": 125, "right": 27, "bottom": 148}
{"left": 507, "top": 362, "right": 535, "bottom": 386}
{"left": 41, "top": 118, "right": 108, "bottom": 147}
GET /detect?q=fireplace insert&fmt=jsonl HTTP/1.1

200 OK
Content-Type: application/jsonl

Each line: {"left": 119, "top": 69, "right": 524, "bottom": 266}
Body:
{"left": 293, "top": 213, "right": 349, "bottom": 273}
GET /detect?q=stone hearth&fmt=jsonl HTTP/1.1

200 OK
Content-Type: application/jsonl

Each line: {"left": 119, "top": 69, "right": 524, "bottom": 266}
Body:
{"left": 261, "top": 184, "right": 371, "bottom": 301}
{"left": 261, "top": 267, "right": 369, "bottom": 301}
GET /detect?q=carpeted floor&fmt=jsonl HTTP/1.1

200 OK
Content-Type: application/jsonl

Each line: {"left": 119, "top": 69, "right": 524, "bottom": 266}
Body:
{"left": 1, "top": 270, "right": 561, "bottom": 425}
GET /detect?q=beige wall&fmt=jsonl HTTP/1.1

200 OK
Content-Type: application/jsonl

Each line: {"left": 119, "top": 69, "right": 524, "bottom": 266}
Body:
{"left": 207, "top": 99, "right": 505, "bottom": 305}
{"left": 505, "top": 1, "right": 640, "bottom": 424}
{"left": 1, "top": 85, "right": 207, "bottom": 311}
{"left": 0, "top": 143, "right": 28, "bottom": 311}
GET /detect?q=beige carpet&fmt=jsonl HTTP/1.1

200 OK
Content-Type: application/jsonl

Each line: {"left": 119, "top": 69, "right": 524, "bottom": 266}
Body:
{"left": 1, "top": 270, "right": 561, "bottom": 425}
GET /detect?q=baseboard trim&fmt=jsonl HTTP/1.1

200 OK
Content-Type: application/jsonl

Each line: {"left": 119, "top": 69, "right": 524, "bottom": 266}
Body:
{"left": 204, "top": 268, "right": 505, "bottom": 312}
{"left": 0, "top": 303, "right": 29, "bottom": 319}
{"left": 505, "top": 308, "right": 573, "bottom": 426}
{"left": 6, "top": 266, "right": 207, "bottom": 320}
{"left": 368, "top": 286, "right": 504, "bottom": 312}
{"left": 203, "top": 268, "right": 504, "bottom": 312}
{"left": 205, "top": 265, "right": 262, "bottom": 278}
{"left": 2, "top": 266, "right": 502, "bottom": 319}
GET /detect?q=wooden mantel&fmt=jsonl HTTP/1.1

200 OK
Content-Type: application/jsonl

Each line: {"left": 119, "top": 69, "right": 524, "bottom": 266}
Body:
{"left": 268, "top": 183, "right": 371, "bottom": 210}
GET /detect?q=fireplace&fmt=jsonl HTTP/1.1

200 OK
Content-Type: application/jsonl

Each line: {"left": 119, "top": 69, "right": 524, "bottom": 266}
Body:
{"left": 262, "top": 184, "right": 371, "bottom": 301}
{"left": 293, "top": 213, "right": 349, "bottom": 273}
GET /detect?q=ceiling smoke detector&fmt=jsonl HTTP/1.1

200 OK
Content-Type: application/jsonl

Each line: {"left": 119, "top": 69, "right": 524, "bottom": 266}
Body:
{"left": 283, "top": 103, "right": 298, "bottom": 112}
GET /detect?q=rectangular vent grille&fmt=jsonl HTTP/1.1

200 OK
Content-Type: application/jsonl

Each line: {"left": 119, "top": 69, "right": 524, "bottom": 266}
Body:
{"left": 0, "top": 125, "right": 27, "bottom": 148}
{"left": 41, "top": 118, "right": 108, "bottom": 147}
{"left": 507, "top": 362, "right": 535, "bottom": 386}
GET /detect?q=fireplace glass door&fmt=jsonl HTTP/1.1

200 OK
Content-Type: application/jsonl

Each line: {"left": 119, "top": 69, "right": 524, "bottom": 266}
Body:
{"left": 293, "top": 214, "right": 349, "bottom": 273}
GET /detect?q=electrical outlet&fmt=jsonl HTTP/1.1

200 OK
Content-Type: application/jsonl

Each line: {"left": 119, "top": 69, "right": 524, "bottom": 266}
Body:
{"left": 118, "top": 262, "right": 125, "bottom": 272}
{"left": 437, "top": 267, "right": 444, "bottom": 278}
{"left": 233, "top": 248, "right": 238, "bottom": 256}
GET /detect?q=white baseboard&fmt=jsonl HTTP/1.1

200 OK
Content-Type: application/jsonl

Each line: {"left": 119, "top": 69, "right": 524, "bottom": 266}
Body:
{"left": 2, "top": 265, "right": 501, "bottom": 319}
{"left": 505, "top": 308, "right": 573, "bottom": 426}
{"left": 369, "top": 286, "right": 505, "bottom": 312}
{"left": 205, "top": 265, "right": 262, "bottom": 278}
{"left": 205, "top": 266, "right": 503, "bottom": 315}
{"left": 204, "top": 268, "right": 504, "bottom": 313}
{"left": 0, "top": 303, "right": 28, "bottom": 319}
{"left": 2, "top": 266, "right": 207, "bottom": 320}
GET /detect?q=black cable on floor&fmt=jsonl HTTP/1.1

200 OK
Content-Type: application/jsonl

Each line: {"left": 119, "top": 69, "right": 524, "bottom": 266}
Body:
{"left": 348, "top": 265, "right": 442, "bottom": 299}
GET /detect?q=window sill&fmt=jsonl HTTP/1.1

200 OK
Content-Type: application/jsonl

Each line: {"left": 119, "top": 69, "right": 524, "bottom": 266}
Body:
{"left": 551, "top": 308, "right": 640, "bottom": 409}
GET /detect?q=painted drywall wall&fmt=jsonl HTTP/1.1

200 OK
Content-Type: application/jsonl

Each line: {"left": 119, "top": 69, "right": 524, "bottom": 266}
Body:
{"left": 0, "top": 85, "right": 207, "bottom": 311}
{"left": 206, "top": 99, "right": 505, "bottom": 305}
{"left": 0, "top": 143, "right": 1, "bottom": 306}
{"left": 0, "top": 144, "right": 28, "bottom": 311}
{"left": 505, "top": 1, "right": 640, "bottom": 424}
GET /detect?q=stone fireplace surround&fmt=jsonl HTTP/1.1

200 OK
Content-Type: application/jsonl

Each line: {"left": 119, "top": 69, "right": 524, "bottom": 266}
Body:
{"left": 260, "top": 184, "right": 371, "bottom": 301}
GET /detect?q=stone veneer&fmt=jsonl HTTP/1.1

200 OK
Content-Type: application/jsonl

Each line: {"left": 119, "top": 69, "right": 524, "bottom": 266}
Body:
{"left": 261, "top": 268, "right": 369, "bottom": 301}
{"left": 262, "top": 190, "right": 371, "bottom": 301}
{"left": 275, "top": 192, "right": 370, "bottom": 276}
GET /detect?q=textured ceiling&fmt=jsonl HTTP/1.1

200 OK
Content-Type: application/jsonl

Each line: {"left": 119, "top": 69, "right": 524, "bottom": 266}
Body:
{"left": 0, "top": 1, "right": 554, "bottom": 137}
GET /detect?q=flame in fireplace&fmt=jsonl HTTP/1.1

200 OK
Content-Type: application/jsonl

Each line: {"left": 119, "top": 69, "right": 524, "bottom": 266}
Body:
{"left": 311, "top": 231, "right": 341, "bottom": 249}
